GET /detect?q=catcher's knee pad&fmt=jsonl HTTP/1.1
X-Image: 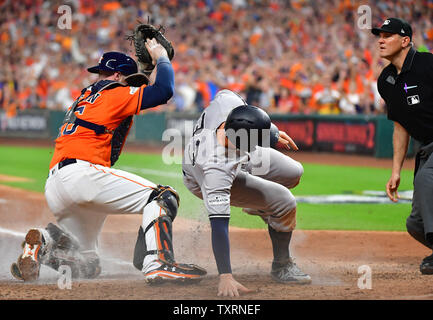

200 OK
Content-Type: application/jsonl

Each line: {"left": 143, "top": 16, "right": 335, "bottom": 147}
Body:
{"left": 133, "top": 215, "right": 175, "bottom": 271}
{"left": 146, "top": 184, "right": 179, "bottom": 221}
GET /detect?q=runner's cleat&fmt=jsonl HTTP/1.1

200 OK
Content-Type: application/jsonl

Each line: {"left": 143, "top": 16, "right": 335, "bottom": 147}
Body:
{"left": 271, "top": 258, "right": 312, "bottom": 284}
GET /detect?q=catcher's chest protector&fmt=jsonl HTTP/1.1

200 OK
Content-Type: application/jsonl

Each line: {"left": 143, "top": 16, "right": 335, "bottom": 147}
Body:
{"left": 60, "top": 80, "right": 134, "bottom": 166}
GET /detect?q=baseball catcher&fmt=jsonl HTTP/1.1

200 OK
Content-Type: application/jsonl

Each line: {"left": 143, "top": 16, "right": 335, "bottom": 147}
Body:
{"left": 11, "top": 24, "right": 206, "bottom": 283}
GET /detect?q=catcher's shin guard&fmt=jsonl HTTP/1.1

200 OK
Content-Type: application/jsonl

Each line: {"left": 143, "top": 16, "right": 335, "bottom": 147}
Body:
{"left": 133, "top": 184, "right": 180, "bottom": 270}
{"left": 133, "top": 185, "right": 207, "bottom": 283}
{"left": 133, "top": 214, "right": 176, "bottom": 271}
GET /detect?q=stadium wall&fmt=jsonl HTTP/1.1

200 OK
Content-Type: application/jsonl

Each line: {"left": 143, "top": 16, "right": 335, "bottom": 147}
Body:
{"left": 0, "top": 110, "right": 418, "bottom": 158}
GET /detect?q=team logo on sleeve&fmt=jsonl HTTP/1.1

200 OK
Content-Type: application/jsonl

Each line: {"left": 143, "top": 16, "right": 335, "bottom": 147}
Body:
{"left": 129, "top": 87, "right": 139, "bottom": 94}
{"left": 207, "top": 195, "right": 230, "bottom": 206}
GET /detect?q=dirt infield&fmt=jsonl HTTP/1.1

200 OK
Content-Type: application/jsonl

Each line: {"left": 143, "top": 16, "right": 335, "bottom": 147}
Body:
{"left": 0, "top": 139, "right": 428, "bottom": 300}
{"left": 0, "top": 179, "right": 432, "bottom": 300}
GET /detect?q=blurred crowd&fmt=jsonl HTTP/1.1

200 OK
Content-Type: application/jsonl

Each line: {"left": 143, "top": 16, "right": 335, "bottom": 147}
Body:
{"left": 1, "top": 0, "right": 433, "bottom": 117}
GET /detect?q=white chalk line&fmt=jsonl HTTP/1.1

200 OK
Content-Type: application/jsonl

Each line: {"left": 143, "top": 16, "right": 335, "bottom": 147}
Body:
{"left": 0, "top": 227, "right": 134, "bottom": 268}
{"left": 102, "top": 257, "right": 134, "bottom": 267}
{"left": 0, "top": 227, "right": 25, "bottom": 238}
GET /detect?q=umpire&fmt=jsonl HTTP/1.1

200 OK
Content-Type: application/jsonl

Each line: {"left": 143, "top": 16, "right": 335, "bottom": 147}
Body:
{"left": 373, "top": 18, "right": 433, "bottom": 274}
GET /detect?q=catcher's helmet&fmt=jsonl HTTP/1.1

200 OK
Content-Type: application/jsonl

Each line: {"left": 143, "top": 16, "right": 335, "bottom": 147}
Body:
{"left": 87, "top": 51, "right": 138, "bottom": 76}
{"left": 224, "top": 105, "right": 272, "bottom": 151}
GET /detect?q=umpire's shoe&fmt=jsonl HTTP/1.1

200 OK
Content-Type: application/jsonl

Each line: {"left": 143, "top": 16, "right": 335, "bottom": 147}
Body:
{"left": 10, "top": 229, "right": 43, "bottom": 281}
{"left": 420, "top": 253, "right": 433, "bottom": 274}
{"left": 271, "top": 258, "right": 312, "bottom": 284}
{"left": 144, "top": 259, "right": 207, "bottom": 284}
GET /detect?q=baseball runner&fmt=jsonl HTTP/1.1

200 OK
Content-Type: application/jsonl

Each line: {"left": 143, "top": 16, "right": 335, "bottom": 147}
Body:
{"left": 11, "top": 32, "right": 206, "bottom": 283}
{"left": 182, "top": 89, "right": 311, "bottom": 297}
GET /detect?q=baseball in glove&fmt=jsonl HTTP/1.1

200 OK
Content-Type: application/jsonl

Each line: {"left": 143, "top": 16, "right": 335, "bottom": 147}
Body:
{"left": 126, "top": 23, "right": 174, "bottom": 76}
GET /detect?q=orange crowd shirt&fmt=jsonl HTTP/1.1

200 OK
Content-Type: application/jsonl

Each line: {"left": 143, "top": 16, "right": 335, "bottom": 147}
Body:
{"left": 50, "top": 84, "right": 145, "bottom": 169}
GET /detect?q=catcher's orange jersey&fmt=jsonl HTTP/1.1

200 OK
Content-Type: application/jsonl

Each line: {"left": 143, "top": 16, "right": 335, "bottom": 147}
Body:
{"left": 50, "top": 84, "right": 144, "bottom": 168}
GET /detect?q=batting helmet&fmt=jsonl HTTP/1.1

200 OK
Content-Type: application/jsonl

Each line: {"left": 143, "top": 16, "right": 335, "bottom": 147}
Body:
{"left": 224, "top": 105, "right": 272, "bottom": 151}
{"left": 270, "top": 122, "right": 280, "bottom": 149}
{"left": 87, "top": 51, "right": 138, "bottom": 76}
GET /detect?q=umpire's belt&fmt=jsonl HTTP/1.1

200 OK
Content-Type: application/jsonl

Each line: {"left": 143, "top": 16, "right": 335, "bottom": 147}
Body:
{"left": 48, "top": 158, "right": 77, "bottom": 177}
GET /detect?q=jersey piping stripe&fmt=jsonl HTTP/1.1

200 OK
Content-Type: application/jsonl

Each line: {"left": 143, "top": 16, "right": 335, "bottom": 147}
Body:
{"left": 90, "top": 164, "right": 155, "bottom": 189}
{"left": 208, "top": 214, "right": 230, "bottom": 218}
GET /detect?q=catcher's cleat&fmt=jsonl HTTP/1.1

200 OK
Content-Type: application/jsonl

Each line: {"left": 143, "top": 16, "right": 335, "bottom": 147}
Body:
{"left": 420, "top": 253, "right": 433, "bottom": 275}
{"left": 271, "top": 258, "right": 312, "bottom": 284}
{"left": 144, "top": 259, "right": 207, "bottom": 285}
{"left": 11, "top": 229, "right": 43, "bottom": 281}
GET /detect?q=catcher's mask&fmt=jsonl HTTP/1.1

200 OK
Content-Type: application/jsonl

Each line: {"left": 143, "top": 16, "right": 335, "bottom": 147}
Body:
{"left": 87, "top": 51, "right": 138, "bottom": 76}
{"left": 224, "top": 105, "right": 272, "bottom": 152}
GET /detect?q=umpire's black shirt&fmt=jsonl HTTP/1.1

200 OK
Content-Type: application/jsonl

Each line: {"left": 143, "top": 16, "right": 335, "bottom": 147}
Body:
{"left": 377, "top": 47, "right": 433, "bottom": 145}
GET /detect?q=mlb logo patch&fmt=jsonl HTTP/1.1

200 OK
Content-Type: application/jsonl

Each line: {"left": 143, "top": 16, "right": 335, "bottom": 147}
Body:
{"left": 407, "top": 95, "right": 420, "bottom": 105}
{"left": 129, "top": 87, "right": 139, "bottom": 94}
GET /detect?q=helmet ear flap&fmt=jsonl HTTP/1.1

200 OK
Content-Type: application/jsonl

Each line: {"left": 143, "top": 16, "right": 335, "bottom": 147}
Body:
{"left": 270, "top": 123, "right": 280, "bottom": 149}
{"left": 224, "top": 105, "right": 272, "bottom": 151}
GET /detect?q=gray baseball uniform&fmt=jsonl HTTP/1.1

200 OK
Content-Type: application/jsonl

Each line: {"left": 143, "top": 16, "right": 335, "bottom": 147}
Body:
{"left": 182, "top": 89, "right": 303, "bottom": 232}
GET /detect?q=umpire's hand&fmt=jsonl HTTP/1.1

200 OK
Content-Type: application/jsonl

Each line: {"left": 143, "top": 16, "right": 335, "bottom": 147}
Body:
{"left": 386, "top": 174, "right": 401, "bottom": 202}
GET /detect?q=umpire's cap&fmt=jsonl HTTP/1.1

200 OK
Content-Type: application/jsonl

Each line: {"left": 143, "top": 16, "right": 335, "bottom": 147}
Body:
{"left": 224, "top": 105, "right": 272, "bottom": 151}
{"left": 371, "top": 18, "right": 412, "bottom": 40}
{"left": 87, "top": 51, "right": 138, "bottom": 76}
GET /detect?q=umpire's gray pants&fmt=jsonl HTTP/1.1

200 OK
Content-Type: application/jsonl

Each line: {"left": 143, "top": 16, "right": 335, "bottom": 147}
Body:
{"left": 407, "top": 141, "right": 433, "bottom": 249}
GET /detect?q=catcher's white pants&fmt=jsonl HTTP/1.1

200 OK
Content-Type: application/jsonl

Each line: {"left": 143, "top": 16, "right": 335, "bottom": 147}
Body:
{"left": 44, "top": 159, "right": 163, "bottom": 272}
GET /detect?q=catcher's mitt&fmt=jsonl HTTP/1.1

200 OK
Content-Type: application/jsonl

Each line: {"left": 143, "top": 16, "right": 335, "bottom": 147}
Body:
{"left": 127, "top": 23, "right": 174, "bottom": 75}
